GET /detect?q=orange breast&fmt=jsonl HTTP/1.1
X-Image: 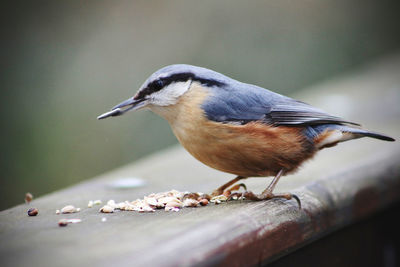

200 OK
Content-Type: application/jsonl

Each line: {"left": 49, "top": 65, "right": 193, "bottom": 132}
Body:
{"left": 152, "top": 82, "right": 317, "bottom": 177}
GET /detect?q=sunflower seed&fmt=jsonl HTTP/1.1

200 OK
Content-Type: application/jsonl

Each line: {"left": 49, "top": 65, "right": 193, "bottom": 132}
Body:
{"left": 99, "top": 205, "right": 114, "bottom": 213}
{"left": 61, "top": 205, "right": 78, "bottom": 214}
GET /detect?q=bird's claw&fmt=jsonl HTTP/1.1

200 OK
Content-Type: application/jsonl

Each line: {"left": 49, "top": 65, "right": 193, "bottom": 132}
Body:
{"left": 226, "top": 190, "right": 301, "bottom": 209}
{"left": 211, "top": 182, "right": 248, "bottom": 197}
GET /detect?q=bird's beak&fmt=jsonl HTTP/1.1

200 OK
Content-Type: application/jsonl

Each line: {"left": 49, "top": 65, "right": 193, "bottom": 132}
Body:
{"left": 97, "top": 97, "right": 147, "bottom": 120}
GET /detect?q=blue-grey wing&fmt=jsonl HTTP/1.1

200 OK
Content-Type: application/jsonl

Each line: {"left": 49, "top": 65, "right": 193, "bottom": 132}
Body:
{"left": 266, "top": 100, "right": 359, "bottom": 126}
{"left": 202, "top": 82, "right": 358, "bottom": 126}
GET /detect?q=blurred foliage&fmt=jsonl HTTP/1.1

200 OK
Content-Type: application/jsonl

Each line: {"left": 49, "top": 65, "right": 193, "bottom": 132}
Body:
{"left": 1, "top": 0, "right": 399, "bottom": 210}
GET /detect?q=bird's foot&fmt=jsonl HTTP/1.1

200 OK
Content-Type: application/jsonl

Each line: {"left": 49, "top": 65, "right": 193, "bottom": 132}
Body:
{"left": 228, "top": 190, "right": 301, "bottom": 209}
{"left": 211, "top": 183, "right": 247, "bottom": 197}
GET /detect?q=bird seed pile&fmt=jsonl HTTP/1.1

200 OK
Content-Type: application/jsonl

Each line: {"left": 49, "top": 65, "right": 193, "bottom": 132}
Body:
{"left": 97, "top": 189, "right": 238, "bottom": 213}
{"left": 25, "top": 190, "right": 242, "bottom": 227}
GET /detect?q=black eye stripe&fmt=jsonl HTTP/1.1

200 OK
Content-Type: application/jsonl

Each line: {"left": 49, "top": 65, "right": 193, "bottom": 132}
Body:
{"left": 155, "top": 73, "right": 195, "bottom": 90}
{"left": 136, "top": 72, "right": 225, "bottom": 99}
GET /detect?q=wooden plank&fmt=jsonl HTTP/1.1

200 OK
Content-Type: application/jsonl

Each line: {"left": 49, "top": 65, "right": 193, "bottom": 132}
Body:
{"left": 1, "top": 54, "right": 399, "bottom": 267}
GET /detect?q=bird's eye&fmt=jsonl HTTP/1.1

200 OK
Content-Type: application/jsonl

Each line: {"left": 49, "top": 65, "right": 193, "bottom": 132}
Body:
{"left": 156, "top": 80, "right": 163, "bottom": 89}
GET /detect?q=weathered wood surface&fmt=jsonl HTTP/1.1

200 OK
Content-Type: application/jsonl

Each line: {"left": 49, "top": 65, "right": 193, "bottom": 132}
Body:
{"left": 1, "top": 54, "right": 400, "bottom": 267}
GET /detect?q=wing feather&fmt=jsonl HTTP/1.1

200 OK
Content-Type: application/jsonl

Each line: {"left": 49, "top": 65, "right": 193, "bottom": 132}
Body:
{"left": 267, "top": 101, "right": 360, "bottom": 126}
{"left": 202, "top": 82, "right": 359, "bottom": 127}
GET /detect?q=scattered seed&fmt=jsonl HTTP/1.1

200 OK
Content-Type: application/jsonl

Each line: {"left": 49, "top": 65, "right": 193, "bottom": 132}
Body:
{"left": 27, "top": 207, "right": 38, "bottom": 216}
{"left": 61, "top": 205, "right": 78, "bottom": 214}
{"left": 101, "top": 217, "right": 107, "bottom": 222}
{"left": 165, "top": 200, "right": 183, "bottom": 209}
{"left": 158, "top": 197, "right": 180, "bottom": 205}
{"left": 86, "top": 189, "right": 240, "bottom": 215}
{"left": 99, "top": 205, "right": 114, "bottom": 213}
{"left": 183, "top": 198, "right": 199, "bottom": 207}
{"left": 199, "top": 199, "right": 209, "bottom": 206}
{"left": 58, "top": 219, "right": 69, "bottom": 227}
{"left": 25, "top": 192, "right": 33, "bottom": 204}
{"left": 138, "top": 205, "right": 155, "bottom": 213}
{"left": 58, "top": 218, "right": 82, "bottom": 227}
{"left": 166, "top": 189, "right": 181, "bottom": 198}
{"left": 144, "top": 197, "right": 158, "bottom": 207}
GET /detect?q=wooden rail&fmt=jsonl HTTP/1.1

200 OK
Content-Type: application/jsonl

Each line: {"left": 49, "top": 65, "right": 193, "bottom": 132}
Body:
{"left": 1, "top": 54, "right": 399, "bottom": 267}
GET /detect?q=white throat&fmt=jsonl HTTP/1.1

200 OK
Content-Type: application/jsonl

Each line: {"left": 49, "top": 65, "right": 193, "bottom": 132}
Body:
{"left": 149, "top": 80, "right": 192, "bottom": 106}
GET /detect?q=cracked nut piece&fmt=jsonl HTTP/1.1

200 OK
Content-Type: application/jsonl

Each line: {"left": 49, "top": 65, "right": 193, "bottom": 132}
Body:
{"left": 27, "top": 207, "right": 38, "bottom": 216}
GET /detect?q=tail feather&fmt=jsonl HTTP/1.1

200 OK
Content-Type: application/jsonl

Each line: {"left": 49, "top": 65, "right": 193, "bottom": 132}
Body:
{"left": 338, "top": 126, "right": 395, "bottom": 142}
{"left": 350, "top": 129, "right": 395, "bottom": 142}
{"left": 308, "top": 124, "right": 395, "bottom": 149}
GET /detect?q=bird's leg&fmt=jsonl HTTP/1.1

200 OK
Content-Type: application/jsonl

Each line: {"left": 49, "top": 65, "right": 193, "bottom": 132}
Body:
{"left": 227, "top": 183, "right": 247, "bottom": 192}
{"left": 261, "top": 168, "right": 285, "bottom": 196}
{"left": 210, "top": 176, "right": 247, "bottom": 197}
{"left": 241, "top": 169, "right": 301, "bottom": 208}
{"left": 223, "top": 183, "right": 247, "bottom": 200}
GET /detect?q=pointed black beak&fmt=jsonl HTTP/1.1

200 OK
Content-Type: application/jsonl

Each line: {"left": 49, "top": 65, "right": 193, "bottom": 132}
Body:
{"left": 97, "top": 97, "right": 147, "bottom": 120}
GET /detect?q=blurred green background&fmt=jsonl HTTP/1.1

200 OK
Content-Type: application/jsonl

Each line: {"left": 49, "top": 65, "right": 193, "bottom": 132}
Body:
{"left": 1, "top": 0, "right": 400, "bottom": 210}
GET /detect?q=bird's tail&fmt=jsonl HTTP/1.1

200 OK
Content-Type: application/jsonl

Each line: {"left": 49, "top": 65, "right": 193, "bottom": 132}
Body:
{"left": 310, "top": 124, "right": 395, "bottom": 149}
{"left": 338, "top": 126, "right": 395, "bottom": 142}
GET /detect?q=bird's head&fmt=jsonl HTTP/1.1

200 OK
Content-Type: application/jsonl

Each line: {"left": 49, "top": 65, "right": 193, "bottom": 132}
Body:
{"left": 97, "top": 64, "right": 225, "bottom": 120}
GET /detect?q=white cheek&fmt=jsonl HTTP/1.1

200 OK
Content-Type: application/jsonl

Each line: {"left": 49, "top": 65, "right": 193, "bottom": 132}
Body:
{"left": 150, "top": 80, "right": 192, "bottom": 106}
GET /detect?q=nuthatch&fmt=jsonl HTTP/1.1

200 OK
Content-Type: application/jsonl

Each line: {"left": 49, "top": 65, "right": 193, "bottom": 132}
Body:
{"left": 98, "top": 64, "right": 395, "bottom": 207}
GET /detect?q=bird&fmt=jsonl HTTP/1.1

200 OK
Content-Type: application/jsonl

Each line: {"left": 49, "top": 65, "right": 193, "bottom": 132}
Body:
{"left": 98, "top": 64, "right": 395, "bottom": 208}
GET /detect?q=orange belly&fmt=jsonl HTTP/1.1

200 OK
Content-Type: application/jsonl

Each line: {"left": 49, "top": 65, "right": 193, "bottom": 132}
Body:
{"left": 173, "top": 120, "right": 316, "bottom": 177}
